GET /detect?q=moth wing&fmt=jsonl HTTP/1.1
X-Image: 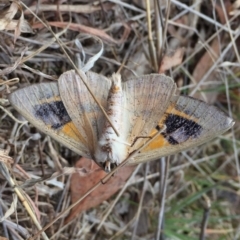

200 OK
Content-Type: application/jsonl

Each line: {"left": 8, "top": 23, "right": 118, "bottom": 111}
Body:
{"left": 58, "top": 70, "right": 112, "bottom": 156}
{"left": 8, "top": 82, "right": 92, "bottom": 157}
{"left": 122, "top": 74, "right": 177, "bottom": 151}
{"left": 129, "top": 95, "right": 234, "bottom": 164}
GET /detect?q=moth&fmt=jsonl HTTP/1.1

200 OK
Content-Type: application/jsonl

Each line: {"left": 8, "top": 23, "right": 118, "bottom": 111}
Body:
{"left": 9, "top": 70, "right": 234, "bottom": 171}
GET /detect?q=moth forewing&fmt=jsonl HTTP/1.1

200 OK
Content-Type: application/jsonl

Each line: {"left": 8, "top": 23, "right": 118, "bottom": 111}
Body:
{"left": 128, "top": 94, "right": 234, "bottom": 165}
{"left": 8, "top": 82, "right": 92, "bottom": 158}
{"left": 58, "top": 70, "right": 112, "bottom": 158}
{"left": 123, "top": 74, "right": 177, "bottom": 152}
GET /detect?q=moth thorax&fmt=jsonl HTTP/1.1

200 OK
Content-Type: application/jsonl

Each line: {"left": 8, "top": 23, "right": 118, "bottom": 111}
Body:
{"left": 94, "top": 73, "right": 128, "bottom": 172}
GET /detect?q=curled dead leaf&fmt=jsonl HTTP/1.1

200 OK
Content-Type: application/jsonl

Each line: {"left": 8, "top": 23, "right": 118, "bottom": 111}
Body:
{"left": 159, "top": 47, "right": 185, "bottom": 73}
{"left": 65, "top": 157, "right": 135, "bottom": 223}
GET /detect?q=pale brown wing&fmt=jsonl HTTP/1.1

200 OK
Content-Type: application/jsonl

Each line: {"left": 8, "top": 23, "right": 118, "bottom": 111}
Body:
{"left": 58, "top": 70, "right": 112, "bottom": 156}
{"left": 129, "top": 95, "right": 234, "bottom": 164}
{"left": 8, "top": 82, "right": 92, "bottom": 157}
{"left": 122, "top": 74, "right": 177, "bottom": 151}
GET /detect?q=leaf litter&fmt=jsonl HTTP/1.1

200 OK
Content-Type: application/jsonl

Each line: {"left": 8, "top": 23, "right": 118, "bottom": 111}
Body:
{"left": 0, "top": 0, "right": 239, "bottom": 239}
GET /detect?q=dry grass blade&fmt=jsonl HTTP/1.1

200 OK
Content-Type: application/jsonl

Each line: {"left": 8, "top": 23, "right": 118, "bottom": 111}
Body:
{"left": 199, "top": 197, "right": 211, "bottom": 240}
{"left": 146, "top": 0, "right": 158, "bottom": 71}
{"left": 27, "top": 4, "right": 102, "bottom": 14}
{"left": 131, "top": 163, "right": 149, "bottom": 239}
{"left": 156, "top": 157, "right": 169, "bottom": 239}
{"left": 0, "top": 150, "right": 49, "bottom": 240}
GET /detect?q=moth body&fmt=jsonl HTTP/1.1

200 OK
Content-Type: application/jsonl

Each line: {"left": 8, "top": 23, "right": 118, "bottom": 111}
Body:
{"left": 94, "top": 73, "right": 128, "bottom": 171}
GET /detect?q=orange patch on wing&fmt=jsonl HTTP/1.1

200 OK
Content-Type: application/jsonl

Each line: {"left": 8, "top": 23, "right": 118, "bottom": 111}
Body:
{"left": 142, "top": 131, "right": 169, "bottom": 151}
{"left": 142, "top": 102, "right": 201, "bottom": 152}
{"left": 38, "top": 96, "right": 62, "bottom": 105}
{"left": 62, "top": 122, "right": 87, "bottom": 145}
{"left": 165, "top": 102, "right": 198, "bottom": 121}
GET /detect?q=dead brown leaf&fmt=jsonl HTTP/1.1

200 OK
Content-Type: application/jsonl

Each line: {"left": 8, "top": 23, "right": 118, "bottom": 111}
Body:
{"left": 0, "top": 237, "right": 8, "bottom": 240}
{"left": 65, "top": 157, "right": 135, "bottom": 223}
{"left": 214, "top": 0, "right": 233, "bottom": 24}
{"left": 159, "top": 47, "right": 185, "bottom": 73}
{"left": 192, "top": 37, "right": 220, "bottom": 103}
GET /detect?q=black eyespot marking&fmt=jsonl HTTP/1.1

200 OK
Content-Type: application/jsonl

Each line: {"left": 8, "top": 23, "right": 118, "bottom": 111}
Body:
{"left": 161, "top": 114, "right": 202, "bottom": 145}
{"left": 34, "top": 101, "right": 71, "bottom": 129}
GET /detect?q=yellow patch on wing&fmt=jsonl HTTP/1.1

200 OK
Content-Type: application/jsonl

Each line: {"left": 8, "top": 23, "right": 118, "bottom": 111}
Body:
{"left": 142, "top": 133, "right": 168, "bottom": 151}
{"left": 165, "top": 102, "right": 198, "bottom": 122}
{"left": 61, "top": 122, "right": 88, "bottom": 146}
{"left": 38, "top": 96, "right": 62, "bottom": 105}
{"left": 141, "top": 102, "right": 201, "bottom": 152}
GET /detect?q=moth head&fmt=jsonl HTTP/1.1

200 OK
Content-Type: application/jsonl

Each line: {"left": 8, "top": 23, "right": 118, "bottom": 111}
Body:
{"left": 99, "top": 160, "right": 118, "bottom": 172}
